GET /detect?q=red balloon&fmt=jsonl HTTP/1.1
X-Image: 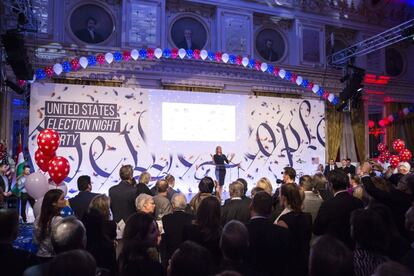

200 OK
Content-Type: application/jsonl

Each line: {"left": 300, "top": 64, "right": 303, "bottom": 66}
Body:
{"left": 389, "top": 155, "right": 401, "bottom": 168}
{"left": 368, "top": 120, "right": 375, "bottom": 128}
{"left": 235, "top": 56, "right": 242, "bottom": 65}
{"left": 122, "top": 51, "right": 131, "bottom": 61}
{"left": 193, "top": 49, "right": 200, "bottom": 60}
{"left": 96, "top": 54, "right": 105, "bottom": 65}
{"left": 392, "top": 139, "right": 405, "bottom": 153}
{"left": 377, "top": 143, "right": 387, "bottom": 152}
{"left": 146, "top": 48, "right": 154, "bottom": 59}
{"left": 34, "top": 149, "right": 56, "bottom": 172}
{"left": 37, "top": 129, "right": 60, "bottom": 155}
{"left": 171, "top": 48, "right": 178, "bottom": 59}
{"left": 399, "top": 149, "right": 412, "bottom": 162}
{"left": 382, "top": 149, "right": 391, "bottom": 160}
{"left": 378, "top": 154, "right": 386, "bottom": 163}
{"left": 48, "top": 156, "right": 70, "bottom": 184}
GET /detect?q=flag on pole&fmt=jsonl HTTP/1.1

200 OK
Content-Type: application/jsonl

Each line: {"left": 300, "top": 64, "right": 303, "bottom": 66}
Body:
{"left": 11, "top": 134, "right": 25, "bottom": 196}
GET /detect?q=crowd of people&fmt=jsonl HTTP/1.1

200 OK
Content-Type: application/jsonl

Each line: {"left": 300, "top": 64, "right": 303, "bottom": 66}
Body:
{"left": 1, "top": 160, "right": 414, "bottom": 276}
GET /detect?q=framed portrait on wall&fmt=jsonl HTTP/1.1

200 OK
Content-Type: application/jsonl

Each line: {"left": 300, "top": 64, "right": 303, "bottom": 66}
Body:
{"left": 170, "top": 16, "right": 208, "bottom": 50}
{"left": 69, "top": 3, "right": 115, "bottom": 44}
{"left": 255, "top": 28, "right": 285, "bottom": 62}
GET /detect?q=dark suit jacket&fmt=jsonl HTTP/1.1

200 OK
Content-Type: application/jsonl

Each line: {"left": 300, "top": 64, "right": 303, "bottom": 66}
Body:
{"left": 109, "top": 181, "right": 138, "bottom": 223}
{"left": 75, "top": 29, "right": 104, "bottom": 43}
{"left": 162, "top": 211, "right": 194, "bottom": 260}
{"left": 69, "top": 191, "right": 100, "bottom": 220}
{"left": 1, "top": 244, "right": 38, "bottom": 276}
{"left": 348, "top": 165, "right": 356, "bottom": 176}
{"left": 246, "top": 217, "right": 292, "bottom": 276}
{"left": 362, "top": 175, "right": 413, "bottom": 237}
{"left": 136, "top": 183, "right": 153, "bottom": 196}
{"left": 323, "top": 165, "right": 338, "bottom": 176}
{"left": 313, "top": 191, "right": 364, "bottom": 249}
{"left": 221, "top": 198, "right": 251, "bottom": 225}
{"left": 176, "top": 40, "right": 199, "bottom": 50}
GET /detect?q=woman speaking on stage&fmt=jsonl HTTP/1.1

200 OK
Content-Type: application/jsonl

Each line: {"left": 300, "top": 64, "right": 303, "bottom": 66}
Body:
{"left": 211, "top": 146, "right": 234, "bottom": 196}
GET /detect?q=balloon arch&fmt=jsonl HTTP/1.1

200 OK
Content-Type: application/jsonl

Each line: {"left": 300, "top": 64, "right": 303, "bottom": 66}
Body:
{"left": 19, "top": 47, "right": 340, "bottom": 105}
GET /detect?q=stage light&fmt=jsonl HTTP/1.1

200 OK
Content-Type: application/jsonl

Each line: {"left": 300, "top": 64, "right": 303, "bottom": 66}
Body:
{"left": 338, "top": 65, "right": 365, "bottom": 112}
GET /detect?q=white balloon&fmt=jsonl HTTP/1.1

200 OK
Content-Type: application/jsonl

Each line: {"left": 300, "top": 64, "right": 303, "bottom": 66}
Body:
{"left": 131, "top": 49, "right": 139, "bottom": 60}
{"left": 154, "top": 48, "right": 163, "bottom": 59}
{"left": 33, "top": 197, "right": 43, "bottom": 218}
{"left": 328, "top": 93, "right": 335, "bottom": 102}
{"left": 278, "top": 69, "right": 286, "bottom": 79}
{"left": 296, "top": 76, "right": 303, "bottom": 85}
{"left": 242, "top": 57, "right": 249, "bottom": 67}
{"left": 178, "top": 48, "right": 186, "bottom": 59}
{"left": 25, "top": 172, "right": 49, "bottom": 199}
{"left": 79, "top": 57, "right": 88, "bottom": 69}
{"left": 403, "top": 108, "right": 410, "bottom": 115}
{"left": 200, "top": 50, "right": 208, "bottom": 60}
{"left": 221, "top": 53, "right": 229, "bottom": 63}
{"left": 49, "top": 182, "right": 68, "bottom": 196}
{"left": 105, "top": 53, "right": 114, "bottom": 64}
{"left": 28, "top": 74, "right": 36, "bottom": 84}
{"left": 312, "top": 84, "right": 320, "bottom": 93}
{"left": 53, "top": 63, "right": 63, "bottom": 75}
{"left": 260, "top": 63, "right": 268, "bottom": 72}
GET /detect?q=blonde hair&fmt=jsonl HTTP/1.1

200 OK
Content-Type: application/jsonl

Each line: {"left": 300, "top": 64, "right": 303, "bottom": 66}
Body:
{"left": 256, "top": 177, "right": 273, "bottom": 195}
{"left": 89, "top": 194, "right": 111, "bottom": 220}
{"left": 139, "top": 171, "right": 151, "bottom": 185}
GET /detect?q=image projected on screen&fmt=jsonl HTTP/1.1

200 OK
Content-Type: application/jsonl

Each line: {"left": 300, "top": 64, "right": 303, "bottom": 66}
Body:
{"left": 162, "top": 102, "right": 236, "bottom": 142}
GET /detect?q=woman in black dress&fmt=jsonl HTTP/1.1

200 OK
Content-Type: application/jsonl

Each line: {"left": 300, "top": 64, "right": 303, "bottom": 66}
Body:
{"left": 275, "top": 183, "right": 312, "bottom": 276}
{"left": 211, "top": 146, "right": 234, "bottom": 197}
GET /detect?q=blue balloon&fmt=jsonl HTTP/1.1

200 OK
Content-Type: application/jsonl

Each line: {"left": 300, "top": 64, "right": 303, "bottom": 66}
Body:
{"left": 60, "top": 206, "right": 74, "bottom": 217}
{"left": 186, "top": 49, "right": 193, "bottom": 59}
{"left": 87, "top": 55, "right": 96, "bottom": 66}
{"left": 62, "top": 61, "right": 71, "bottom": 73}
{"left": 139, "top": 48, "right": 147, "bottom": 59}
{"left": 302, "top": 79, "right": 309, "bottom": 88}
{"left": 267, "top": 64, "right": 274, "bottom": 74}
{"left": 332, "top": 97, "right": 339, "bottom": 105}
{"left": 285, "top": 71, "right": 292, "bottom": 81}
{"left": 248, "top": 59, "right": 255, "bottom": 68}
{"left": 207, "top": 51, "right": 215, "bottom": 61}
{"left": 317, "top": 88, "right": 324, "bottom": 97}
{"left": 228, "top": 55, "right": 236, "bottom": 64}
{"left": 113, "top": 52, "right": 122, "bottom": 62}
{"left": 163, "top": 48, "right": 171, "bottom": 58}
{"left": 35, "top": 69, "right": 46, "bottom": 80}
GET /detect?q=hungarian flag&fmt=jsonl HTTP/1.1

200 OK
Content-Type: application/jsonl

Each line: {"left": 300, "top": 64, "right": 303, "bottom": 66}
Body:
{"left": 11, "top": 134, "right": 25, "bottom": 196}
{"left": 15, "top": 135, "right": 25, "bottom": 177}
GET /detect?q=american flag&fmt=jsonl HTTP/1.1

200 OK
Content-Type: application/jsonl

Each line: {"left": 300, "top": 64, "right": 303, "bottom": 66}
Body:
{"left": 0, "top": 143, "right": 12, "bottom": 182}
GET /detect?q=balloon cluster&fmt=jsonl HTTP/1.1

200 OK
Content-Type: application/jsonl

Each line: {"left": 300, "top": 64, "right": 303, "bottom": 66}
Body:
{"left": 377, "top": 139, "right": 412, "bottom": 166}
{"left": 28, "top": 47, "right": 339, "bottom": 105}
{"left": 34, "top": 129, "right": 70, "bottom": 184}
{"left": 378, "top": 105, "right": 414, "bottom": 128}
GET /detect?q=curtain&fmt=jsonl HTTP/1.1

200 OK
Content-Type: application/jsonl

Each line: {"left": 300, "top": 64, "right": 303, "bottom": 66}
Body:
{"left": 386, "top": 102, "right": 414, "bottom": 151}
{"left": 326, "top": 104, "right": 343, "bottom": 161}
{"left": 340, "top": 112, "right": 357, "bottom": 161}
{"left": 351, "top": 105, "right": 366, "bottom": 161}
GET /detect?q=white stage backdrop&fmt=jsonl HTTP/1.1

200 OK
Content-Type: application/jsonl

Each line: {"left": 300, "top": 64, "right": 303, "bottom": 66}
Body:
{"left": 29, "top": 83, "right": 325, "bottom": 196}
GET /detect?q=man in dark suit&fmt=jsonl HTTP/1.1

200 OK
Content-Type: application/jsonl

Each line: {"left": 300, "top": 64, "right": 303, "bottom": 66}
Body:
{"left": 68, "top": 175, "right": 99, "bottom": 220}
{"left": 162, "top": 193, "right": 194, "bottom": 264}
{"left": 324, "top": 159, "right": 338, "bottom": 176}
{"left": 75, "top": 17, "right": 104, "bottom": 44}
{"left": 221, "top": 181, "right": 251, "bottom": 225}
{"left": 340, "top": 159, "right": 350, "bottom": 175}
{"left": 361, "top": 162, "right": 414, "bottom": 237}
{"left": 313, "top": 170, "right": 364, "bottom": 249}
{"left": 246, "top": 191, "right": 291, "bottom": 276}
{"left": 109, "top": 165, "right": 138, "bottom": 223}
{"left": 176, "top": 29, "right": 199, "bottom": 50}
{"left": 0, "top": 209, "right": 37, "bottom": 276}
{"left": 136, "top": 171, "right": 153, "bottom": 196}
{"left": 259, "top": 39, "right": 278, "bottom": 62}
{"left": 346, "top": 158, "right": 356, "bottom": 176}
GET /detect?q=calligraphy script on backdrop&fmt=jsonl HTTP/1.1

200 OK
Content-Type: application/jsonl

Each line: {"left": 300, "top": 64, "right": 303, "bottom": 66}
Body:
{"left": 29, "top": 83, "right": 325, "bottom": 195}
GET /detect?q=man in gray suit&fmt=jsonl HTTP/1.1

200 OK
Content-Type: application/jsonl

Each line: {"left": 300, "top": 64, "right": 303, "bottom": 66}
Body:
{"left": 153, "top": 179, "right": 173, "bottom": 220}
{"left": 299, "top": 175, "right": 323, "bottom": 223}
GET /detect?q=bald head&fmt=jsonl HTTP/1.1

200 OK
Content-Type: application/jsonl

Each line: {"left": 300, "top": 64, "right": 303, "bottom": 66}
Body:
{"left": 51, "top": 216, "right": 86, "bottom": 254}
